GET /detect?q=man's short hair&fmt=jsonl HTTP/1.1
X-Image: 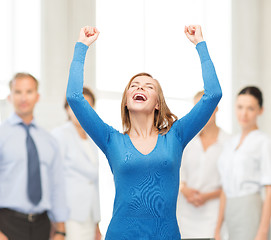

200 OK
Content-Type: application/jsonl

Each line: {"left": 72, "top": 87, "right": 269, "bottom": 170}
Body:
{"left": 9, "top": 72, "right": 39, "bottom": 90}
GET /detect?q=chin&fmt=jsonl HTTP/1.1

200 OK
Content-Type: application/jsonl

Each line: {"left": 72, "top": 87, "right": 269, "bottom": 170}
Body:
{"left": 240, "top": 123, "right": 254, "bottom": 130}
{"left": 17, "top": 110, "right": 33, "bottom": 116}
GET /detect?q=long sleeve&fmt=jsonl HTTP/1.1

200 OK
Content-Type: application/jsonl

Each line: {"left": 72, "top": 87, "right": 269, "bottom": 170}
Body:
{"left": 48, "top": 143, "right": 69, "bottom": 222}
{"left": 174, "top": 41, "right": 222, "bottom": 148}
{"left": 66, "top": 42, "right": 112, "bottom": 155}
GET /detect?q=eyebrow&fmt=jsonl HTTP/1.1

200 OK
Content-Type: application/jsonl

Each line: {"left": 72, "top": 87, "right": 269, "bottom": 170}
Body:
{"left": 131, "top": 81, "right": 155, "bottom": 86}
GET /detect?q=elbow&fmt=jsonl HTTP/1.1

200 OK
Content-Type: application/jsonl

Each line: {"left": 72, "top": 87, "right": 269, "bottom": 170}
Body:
{"left": 66, "top": 91, "right": 74, "bottom": 106}
{"left": 212, "top": 85, "right": 223, "bottom": 102}
{"left": 66, "top": 90, "right": 81, "bottom": 108}
{"left": 216, "top": 89, "right": 223, "bottom": 102}
{"left": 206, "top": 87, "right": 222, "bottom": 105}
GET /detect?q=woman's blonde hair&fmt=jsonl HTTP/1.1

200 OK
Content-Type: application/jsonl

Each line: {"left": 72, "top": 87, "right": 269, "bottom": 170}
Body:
{"left": 121, "top": 72, "right": 177, "bottom": 135}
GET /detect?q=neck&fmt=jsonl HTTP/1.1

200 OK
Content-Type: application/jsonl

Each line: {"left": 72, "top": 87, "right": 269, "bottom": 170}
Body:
{"left": 73, "top": 123, "right": 87, "bottom": 139}
{"left": 200, "top": 122, "right": 219, "bottom": 138}
{"left": 241, "top": 124, "right": 258, "bottom": 138}
{"left": 129, "top": 112, "right": 157, "bottom": 138}
{"left": 17, "top": 112, "right": 34, "bottom": 125}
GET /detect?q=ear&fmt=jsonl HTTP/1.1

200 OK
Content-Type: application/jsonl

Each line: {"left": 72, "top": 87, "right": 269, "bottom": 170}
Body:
{"left": 36, "top": 93, "right": 40, "bottom": 103}
{"left": 259, "top": 107, "right": 264, "bottom": 115}
{"left": 155, "top": 102, "right": 159, "bottom": 110}
{"left": 7, "top": 94, "right": 11, "bottom": 102}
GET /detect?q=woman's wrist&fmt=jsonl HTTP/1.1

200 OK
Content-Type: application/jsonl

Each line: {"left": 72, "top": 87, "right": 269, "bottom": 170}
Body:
{"left": 195, "top": 39, "right": 204, "bottom": 46}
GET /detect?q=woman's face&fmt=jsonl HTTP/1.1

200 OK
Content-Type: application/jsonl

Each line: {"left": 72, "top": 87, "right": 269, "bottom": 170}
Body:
{"left": 236, "top": 94, "right": 263, "bottom": 130}
{"left": 67, "top": 94, "right": 94, "bottom": 127}
{"left": 126, "top": 76, "right": 159, "bottom": 114}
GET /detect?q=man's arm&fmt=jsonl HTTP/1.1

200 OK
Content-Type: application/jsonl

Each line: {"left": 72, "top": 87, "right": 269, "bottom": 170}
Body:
{"left": 52, "top": 222, "right": 66, "bottom": 240}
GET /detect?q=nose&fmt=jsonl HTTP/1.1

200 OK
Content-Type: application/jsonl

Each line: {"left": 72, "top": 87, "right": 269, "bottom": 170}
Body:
{"left": 137, "top": 86, "right": 144, "bottom": 90}
{"left": 241, "top": 109, "right": 248, "bottom": 117}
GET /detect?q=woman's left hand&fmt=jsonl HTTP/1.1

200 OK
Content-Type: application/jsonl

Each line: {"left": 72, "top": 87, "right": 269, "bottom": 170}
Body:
{"left": 184, "top": 25, "right": 204, "bottom": 45}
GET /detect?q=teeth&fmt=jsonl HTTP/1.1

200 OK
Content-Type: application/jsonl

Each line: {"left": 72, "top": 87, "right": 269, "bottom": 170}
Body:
{"left": 134, "top": 93, "right": 147, "bottom": 101}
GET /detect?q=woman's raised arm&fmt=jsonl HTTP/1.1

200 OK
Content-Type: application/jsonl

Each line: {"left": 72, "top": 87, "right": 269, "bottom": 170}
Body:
{"left": 66, "top": 26, "right": 111, "bottom": 155}
{"left": 174, "top": 25, "right": 222, "bottom": 147}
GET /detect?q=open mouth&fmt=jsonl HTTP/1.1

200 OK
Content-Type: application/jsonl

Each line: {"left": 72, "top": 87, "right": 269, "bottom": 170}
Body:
{"left": 133, "top": 93, "right": 147, "bottom": 101}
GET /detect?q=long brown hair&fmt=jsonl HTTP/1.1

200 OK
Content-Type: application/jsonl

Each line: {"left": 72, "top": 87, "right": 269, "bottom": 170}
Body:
{"left": 121, "top": 73, "right": 177, "bottom": 135}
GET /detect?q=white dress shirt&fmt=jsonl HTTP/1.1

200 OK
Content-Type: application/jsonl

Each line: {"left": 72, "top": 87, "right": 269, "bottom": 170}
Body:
{"left": 218, "top": 129, "right": 271, "bottom": 198}
{"left": 177, "top": 129, "right": 229, "bottom": 238}
{"left": 52, "top": 122, "right": 101, "bottom": 223}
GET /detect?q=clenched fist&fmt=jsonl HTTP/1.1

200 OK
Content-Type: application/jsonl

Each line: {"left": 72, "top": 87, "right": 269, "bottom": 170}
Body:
{"left": 78, "top": 26, "right": 100, "bottom": 47}
{"left": 184, "top": 25, "right": 204, "bottom": 45}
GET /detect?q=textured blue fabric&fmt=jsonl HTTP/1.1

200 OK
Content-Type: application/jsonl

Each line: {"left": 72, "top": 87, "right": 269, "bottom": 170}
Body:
{"left": 67, "top": 41, "right": 222, "bottom": 240}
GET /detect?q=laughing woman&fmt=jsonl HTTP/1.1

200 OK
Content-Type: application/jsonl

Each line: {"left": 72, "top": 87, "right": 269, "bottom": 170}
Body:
{"left": 66, "top": 25, "right": 222, "bottom": 240}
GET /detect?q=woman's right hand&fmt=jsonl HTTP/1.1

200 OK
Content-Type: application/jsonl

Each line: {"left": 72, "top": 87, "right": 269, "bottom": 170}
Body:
{"left": 78, "top": 26, "right": 100, "bottom": 47}
{"left": 181, "top": 185, "right": 200, "bottom": 204}
{"left": 184, "top": 25, "right": 204, "bottom": 45}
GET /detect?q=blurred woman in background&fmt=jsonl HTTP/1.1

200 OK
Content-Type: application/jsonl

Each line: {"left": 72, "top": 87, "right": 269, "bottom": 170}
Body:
{"left": 215, "top": 86, "right": 271, "bottom": 240}
{"left": 177, "top": 90, "right": 229, "bottom": 239}
{"left": 52, "top": 87, "right": 101, "bottom": 240}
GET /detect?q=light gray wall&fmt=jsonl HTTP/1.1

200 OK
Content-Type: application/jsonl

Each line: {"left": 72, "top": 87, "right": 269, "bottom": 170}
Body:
{"left": 261, "top": 0, "right": 271, "bottom": 135}
{"left": 232, "top": 0, "right": 271, "bottom": 135}
{"left": 2, "top": 0, "right": 271, "bottom": 135}
{"left": 38, "top": 0, "right": 96, "bottom": 130}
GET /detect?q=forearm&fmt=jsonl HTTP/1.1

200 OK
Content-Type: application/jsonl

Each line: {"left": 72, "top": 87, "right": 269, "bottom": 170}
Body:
{"left": 257, "top": 186, "right": 271, "bottom": 236}
{"left": 54, "top": 222, "right": 65, "bottom": 233}
{"left": 204, "top": 188, "right": 222, "bottom": 202}
{"left": 66, "top": 42, "right": 110, "bottom": 154}
{"left": 66, "top": 42, "right": 88, "bottom": 106}
{"left": 196, "top": 41, "right": 222, "bottom": 100}
{"left": 180, "top": 182, "right": 192, "bottom": 199}
{"left": 215, "top": 190, "right": 226, "bottom": 231}
{"left": 176, "top": 42, "right": 222, "bottom": 146}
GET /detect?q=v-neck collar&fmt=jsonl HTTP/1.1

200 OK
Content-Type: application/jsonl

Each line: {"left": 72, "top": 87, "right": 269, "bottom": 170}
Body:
{"left": 234, "top": 129, "right": 259, "bottom": 151}
{"left": 125, "top": 133, "right": 160, "bottom": 157}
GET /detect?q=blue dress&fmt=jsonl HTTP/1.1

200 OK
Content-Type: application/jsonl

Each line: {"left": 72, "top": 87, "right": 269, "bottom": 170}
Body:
{"left": 67, "top": 41, "right": 222, "bottom": 240}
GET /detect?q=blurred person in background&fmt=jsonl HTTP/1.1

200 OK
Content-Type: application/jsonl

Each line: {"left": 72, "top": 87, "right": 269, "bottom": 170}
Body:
{"left": 177, "top": 90, "right": 229, "bottom": 239}
{"left": 52, "top": 87, "right": 101, "bottom": 240}
{"left": 0, "top": 73, "right": 67, "bottom": 240}
{"left": 215, "top": 86, "right": 271, "bottom": 240}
